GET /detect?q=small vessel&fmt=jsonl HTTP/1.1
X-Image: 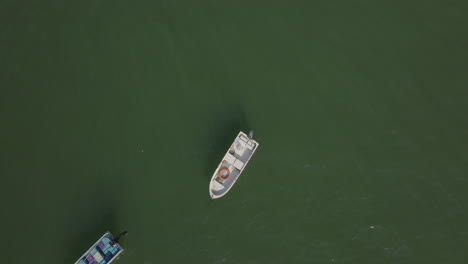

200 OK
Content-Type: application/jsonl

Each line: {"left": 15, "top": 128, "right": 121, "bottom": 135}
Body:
{"left": 74, "top": 231, "right": 127, "bottom": 264}
{"left": 209, "top": 131, "right": 259, "bottom": 199}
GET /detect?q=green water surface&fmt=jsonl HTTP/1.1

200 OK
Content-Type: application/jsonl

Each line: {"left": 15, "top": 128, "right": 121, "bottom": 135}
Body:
{"left": 1, "top": 1, "right": 467, "bottom": 263}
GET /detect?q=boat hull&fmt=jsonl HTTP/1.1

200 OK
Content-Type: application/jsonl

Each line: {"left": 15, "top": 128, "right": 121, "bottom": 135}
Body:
{"left": 74, "top": 232, "right": 124, "bottom": 264}
{"left": 209, "top": 131, "right": 259, "bottom": 199}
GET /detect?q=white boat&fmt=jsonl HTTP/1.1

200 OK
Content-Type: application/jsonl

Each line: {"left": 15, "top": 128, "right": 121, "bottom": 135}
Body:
{"left": 209, "top": 131, "right": 259, "bottom": 199}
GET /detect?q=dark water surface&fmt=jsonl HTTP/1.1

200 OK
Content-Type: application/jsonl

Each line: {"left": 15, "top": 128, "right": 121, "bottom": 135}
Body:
{"left": 1, "top": 1, "right": 468, "bottom": 263}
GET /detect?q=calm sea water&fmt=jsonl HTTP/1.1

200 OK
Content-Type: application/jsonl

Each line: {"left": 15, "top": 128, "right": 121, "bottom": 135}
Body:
{"left": 1, "top": 1, "right": 467, "bottom": 263}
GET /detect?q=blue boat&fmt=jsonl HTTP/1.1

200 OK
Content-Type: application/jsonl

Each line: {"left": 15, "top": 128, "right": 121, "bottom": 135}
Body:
{"left": 74, "top": 231, "right": 126, "bottom": 264}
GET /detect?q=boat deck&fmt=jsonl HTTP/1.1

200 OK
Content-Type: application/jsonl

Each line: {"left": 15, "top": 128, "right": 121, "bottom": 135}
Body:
{"left": 75, "top": 232, "right": 123, "bottom": 264}
{"left": 210, "top": 132, "right": 259, "bottom": 198}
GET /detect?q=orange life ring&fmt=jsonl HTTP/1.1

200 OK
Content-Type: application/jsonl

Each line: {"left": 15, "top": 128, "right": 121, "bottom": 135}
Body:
{"left": 217, "top": 168, "right": 230, "bottom": 181}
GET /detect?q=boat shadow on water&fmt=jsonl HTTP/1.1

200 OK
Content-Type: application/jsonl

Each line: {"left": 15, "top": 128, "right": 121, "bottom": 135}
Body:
{"left": 203, "top": 105, "right": 249, "bottom": 182}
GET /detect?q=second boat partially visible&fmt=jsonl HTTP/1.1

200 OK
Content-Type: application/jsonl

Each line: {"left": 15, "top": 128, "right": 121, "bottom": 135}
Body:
{"left": 209, "top": 131, "right": 259, "bottom": 199}
{"left": 74, "top": 231, "right": 127, "bottom": 264}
